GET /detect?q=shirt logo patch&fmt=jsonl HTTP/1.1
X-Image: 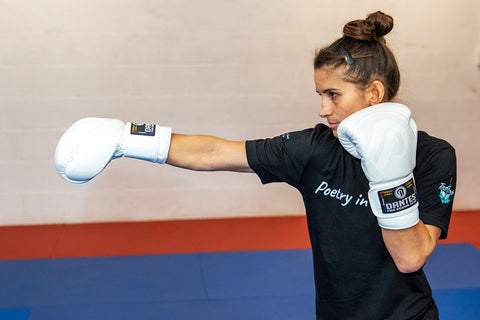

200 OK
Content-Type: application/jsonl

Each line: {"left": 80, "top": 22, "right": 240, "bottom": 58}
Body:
{"left": 438, "top": 181, "right": 455, "bottom": 204}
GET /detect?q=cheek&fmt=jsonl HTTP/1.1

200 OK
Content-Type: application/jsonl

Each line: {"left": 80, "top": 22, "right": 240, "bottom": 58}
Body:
{"left": 336, "top": 100, "right": 367, "bottom": 121}
{"left": 335, "top": 106, "right": 354, "bottom": 122}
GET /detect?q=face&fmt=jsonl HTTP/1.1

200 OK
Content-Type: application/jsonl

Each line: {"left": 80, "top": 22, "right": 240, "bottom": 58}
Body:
{"left": 314, "top": 67, "right": 371, "bottom": 137}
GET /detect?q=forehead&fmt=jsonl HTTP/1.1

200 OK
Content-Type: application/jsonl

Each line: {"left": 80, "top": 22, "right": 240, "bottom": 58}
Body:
{"left": 314, "top": 67, "right": 343, "bottom": 83}
{"left": 314, "top": 67, "right": 352, "bottom": 91}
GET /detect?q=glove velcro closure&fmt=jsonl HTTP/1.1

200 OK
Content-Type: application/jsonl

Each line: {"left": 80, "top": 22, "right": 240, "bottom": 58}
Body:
{"left": 367, "top": 173, "right": 420, "bottom": 230}
{"left": 123, "top": 123, "right": 172, "bottom": 164}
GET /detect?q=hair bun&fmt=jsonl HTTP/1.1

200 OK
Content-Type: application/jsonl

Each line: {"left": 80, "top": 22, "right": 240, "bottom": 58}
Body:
{"left": 343, "top": 11, "right": 393, "bottom": 43}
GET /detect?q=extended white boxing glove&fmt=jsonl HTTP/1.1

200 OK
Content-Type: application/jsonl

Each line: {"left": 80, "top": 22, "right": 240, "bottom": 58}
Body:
{"left": 55, "top": 118, "right": 172, "bottom": 184}
{"left": 337, "top": 103, "right": 419, "bottom": 230}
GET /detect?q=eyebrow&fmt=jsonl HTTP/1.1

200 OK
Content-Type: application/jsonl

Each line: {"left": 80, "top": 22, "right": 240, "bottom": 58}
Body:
{"left": 315, "top": 88, "right": 338, "bottom": 95}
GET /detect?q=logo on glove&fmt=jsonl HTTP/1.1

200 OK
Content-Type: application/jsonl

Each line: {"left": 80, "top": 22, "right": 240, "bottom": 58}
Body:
{"left": 378, "top": 178, "right": 418, "bottom": 214}
{"left": 394, "top": 186, "right": 407, "bottom": 199}
{"left": 131, "top": 123, "right": 156, "bottom": 136}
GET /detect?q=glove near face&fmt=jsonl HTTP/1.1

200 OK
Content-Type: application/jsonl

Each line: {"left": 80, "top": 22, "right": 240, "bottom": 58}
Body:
{"left": 337, "top": 103, "right": 419, "bottom": 230}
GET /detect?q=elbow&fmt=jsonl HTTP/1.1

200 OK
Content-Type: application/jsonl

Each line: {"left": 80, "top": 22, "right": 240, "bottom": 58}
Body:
{"left": 393, "top": 241, "right": 437, "bottom": 274}
{"left": 383, "top": 223, "right": 441, "bottom": 274}
{"left": 393, "top": 250, "right": 431, "bottom": 274}
{"left": 395, "top": 259, "right": 426, "bottom": 274}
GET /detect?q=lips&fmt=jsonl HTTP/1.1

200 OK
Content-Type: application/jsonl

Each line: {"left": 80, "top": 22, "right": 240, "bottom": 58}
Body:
{"left": 328, "top": 121, "right": 340, "bottom": 129}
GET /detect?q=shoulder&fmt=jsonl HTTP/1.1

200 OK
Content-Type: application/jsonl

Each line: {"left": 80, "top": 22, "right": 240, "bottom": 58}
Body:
{"left": 417, "top": 131, "right": 455, "bottom": 152}
{"left": 282, "top": 123, "right": 331, "bottom": 141}
{"left": 245, "top": 123, "right": 339, "bottom": 163}
{"left": 300, "top": 123, "right": 337, "bottom": 147}
{"left": 247, "top": 123, "right": 333, "bottom": 148}
{"left": 416, "top": 131, "right": 456, "bottom": 169}
{"left": 244, "top": 124, "right": 339, "bottom": 186}
{"left": 414, "top": 131, "right": 456, "bottom": 198}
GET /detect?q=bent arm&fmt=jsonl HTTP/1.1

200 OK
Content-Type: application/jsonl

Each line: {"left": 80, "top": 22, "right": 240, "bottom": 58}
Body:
{"left": 381, "top": 221, "right": 441, "bottom": 274}
{"left": 166, "top": 133, "right": 253, "bottom": 172}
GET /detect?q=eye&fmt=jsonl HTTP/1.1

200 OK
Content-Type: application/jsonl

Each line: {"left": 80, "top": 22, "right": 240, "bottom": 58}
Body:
{"left": 329, "top": 92, "right": 339, "bottom": 99}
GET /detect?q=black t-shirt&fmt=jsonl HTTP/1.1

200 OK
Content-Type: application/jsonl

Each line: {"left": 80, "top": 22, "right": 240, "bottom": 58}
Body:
{"left": 246, "top": 124, "right": 456, "bottom": 320}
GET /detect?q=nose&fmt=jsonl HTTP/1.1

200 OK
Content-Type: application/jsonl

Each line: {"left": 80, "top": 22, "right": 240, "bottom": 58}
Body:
{"left": 318, "top": 99, "right": 332, "bottom": 118}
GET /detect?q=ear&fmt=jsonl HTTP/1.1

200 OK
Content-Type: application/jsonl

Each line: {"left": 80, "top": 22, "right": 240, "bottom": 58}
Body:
{"left": 365, "top": 80, "right": 385, "bottom": 105}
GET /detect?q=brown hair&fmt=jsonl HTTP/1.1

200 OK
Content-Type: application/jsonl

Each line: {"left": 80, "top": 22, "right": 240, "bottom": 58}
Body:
{"left": 314, "top": 11, "right": 400, "bottom": 101}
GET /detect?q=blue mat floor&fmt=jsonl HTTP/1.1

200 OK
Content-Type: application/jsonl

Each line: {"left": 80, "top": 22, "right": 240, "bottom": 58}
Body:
{"left": 0, "top": 244, "right": 478, "bottom": 319}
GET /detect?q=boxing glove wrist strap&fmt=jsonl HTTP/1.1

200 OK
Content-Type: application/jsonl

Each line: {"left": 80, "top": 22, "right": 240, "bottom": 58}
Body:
{"left": 367, "top": 173, "right": 420, "bottom": 230}
{"left": 123, "top": 122, "right": 172, "bottom": 164}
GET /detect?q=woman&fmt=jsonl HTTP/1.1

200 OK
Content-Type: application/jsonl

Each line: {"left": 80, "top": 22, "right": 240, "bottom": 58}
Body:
{"left": 56, "top": 11, "right": 457, "bottom": 319}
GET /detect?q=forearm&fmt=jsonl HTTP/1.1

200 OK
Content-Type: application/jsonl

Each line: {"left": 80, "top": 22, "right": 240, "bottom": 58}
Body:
{"left": 381, "top": 222, "right": 441, "bottom": 273}
{"left": 166, "top": 133, "right": 252, "bottom": 172}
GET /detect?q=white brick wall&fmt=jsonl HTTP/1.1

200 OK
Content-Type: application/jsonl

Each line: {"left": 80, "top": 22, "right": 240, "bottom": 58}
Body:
{"left": 0, "top": 0, "right": 479, "bottom": 225}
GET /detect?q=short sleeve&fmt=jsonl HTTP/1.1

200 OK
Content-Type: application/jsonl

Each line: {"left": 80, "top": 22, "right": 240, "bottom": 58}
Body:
{"left": 414, "top": 132, "right": 457, "bottom": 239}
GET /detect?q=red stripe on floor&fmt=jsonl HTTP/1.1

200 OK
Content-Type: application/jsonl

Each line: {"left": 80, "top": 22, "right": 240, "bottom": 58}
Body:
{"left": 0, "top": 210, "right": 478, "bottom": 260}
{"left": 473, "top": 242, "right": 480, "bottom": 251}
{"left": 439, "top": 210, "right": 480, "bottom": 245}
{"left": 0, "top": 216, "right": 311, "bottom": 260}
{"left": 0, "top": 224, "right": 63, "bottom": 260}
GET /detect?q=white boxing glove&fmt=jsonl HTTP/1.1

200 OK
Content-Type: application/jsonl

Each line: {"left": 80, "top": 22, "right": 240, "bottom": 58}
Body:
{"left": 55, "top": 118, "right": 172, "bottom": 184}
{"left": 337, "top": 103, "right": 419, "bottom": 230}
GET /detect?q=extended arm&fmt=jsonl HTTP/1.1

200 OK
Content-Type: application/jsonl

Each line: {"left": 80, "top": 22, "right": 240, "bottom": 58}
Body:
{"left": 166, "top": 134, "right": 252, "bottom": 172}
{"left": 55, "top": 118, "right": 253, "bottom": 184}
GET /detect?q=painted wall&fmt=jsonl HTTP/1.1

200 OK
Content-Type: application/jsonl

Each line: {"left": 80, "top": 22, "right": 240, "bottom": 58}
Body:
{"left": 1, "top": 0, "right": 479, "bottom": 225}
